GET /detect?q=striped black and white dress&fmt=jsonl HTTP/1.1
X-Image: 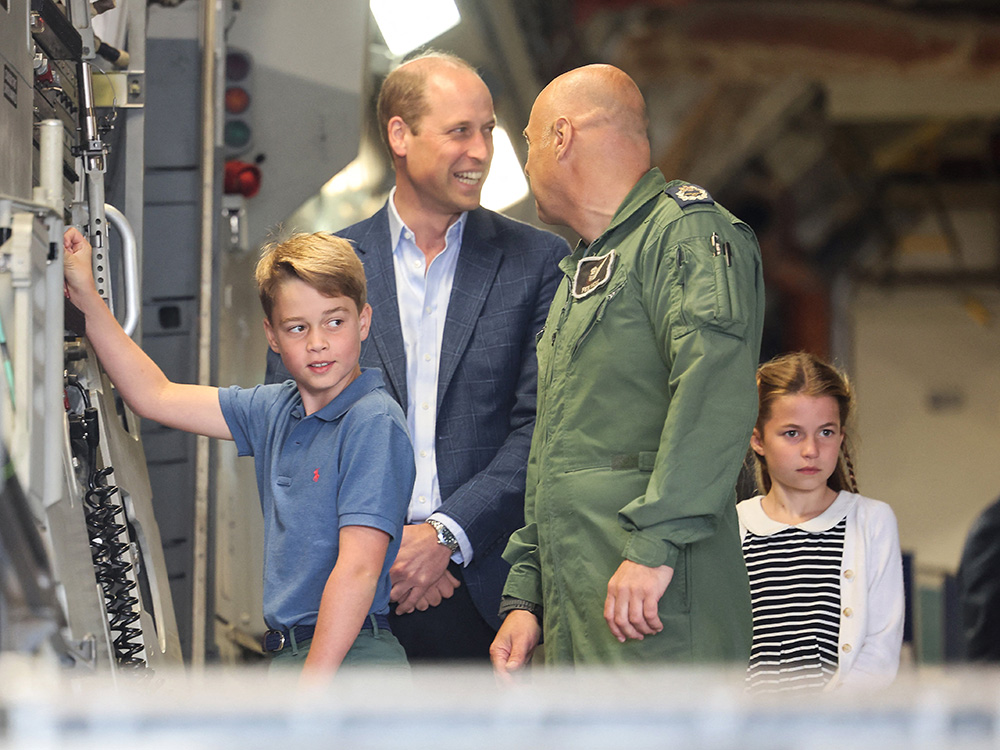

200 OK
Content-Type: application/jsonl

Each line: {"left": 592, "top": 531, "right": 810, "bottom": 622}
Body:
{"left": 736, "top": 494, "right": 848, "bottom": 694}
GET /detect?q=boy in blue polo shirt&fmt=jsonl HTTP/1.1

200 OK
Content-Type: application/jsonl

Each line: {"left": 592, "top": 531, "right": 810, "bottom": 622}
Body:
{"left": 63, "top": 228, "right": 414, "bottom": 678}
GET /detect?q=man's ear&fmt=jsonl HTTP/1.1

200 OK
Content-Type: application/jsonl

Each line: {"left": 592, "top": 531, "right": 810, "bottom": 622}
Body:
{"left": 750, "top": 428, "right": 765, "bottom": 457}
{"left": 387, "top": 116, "right": 409, "bottom": 159}
{"left": 553, "top": 116, "right": 573, "bottom": 161}
{"left": 263, "top": 317, "right": 280, "bottom": 354}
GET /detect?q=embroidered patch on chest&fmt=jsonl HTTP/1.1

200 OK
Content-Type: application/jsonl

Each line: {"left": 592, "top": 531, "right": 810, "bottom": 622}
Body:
{"left": 572, "top": 250, "right": 617, "bottom": 299}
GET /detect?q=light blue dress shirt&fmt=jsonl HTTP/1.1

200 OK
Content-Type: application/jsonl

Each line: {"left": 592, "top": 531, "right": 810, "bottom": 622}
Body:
{"left": 387, "top": 189, "right": 473, "bottom": 564}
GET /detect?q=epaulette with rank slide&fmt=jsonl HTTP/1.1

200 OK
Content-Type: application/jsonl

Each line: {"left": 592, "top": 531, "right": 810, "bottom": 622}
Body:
{"left": 665, "top": 183, "right": 714, "bottom": 207}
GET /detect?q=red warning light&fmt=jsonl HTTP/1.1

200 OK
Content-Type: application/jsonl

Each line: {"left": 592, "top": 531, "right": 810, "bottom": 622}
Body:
{"left": 224, "top": 160, "right": 262, "bottom": 198}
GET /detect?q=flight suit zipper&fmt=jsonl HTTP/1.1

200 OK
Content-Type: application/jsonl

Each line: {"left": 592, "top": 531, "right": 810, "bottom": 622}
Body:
{"left": 571, "top": 280, "right": 627, "bottom": 360}
{"left": 538, "top": 283, "right": 574, "bottom": 449}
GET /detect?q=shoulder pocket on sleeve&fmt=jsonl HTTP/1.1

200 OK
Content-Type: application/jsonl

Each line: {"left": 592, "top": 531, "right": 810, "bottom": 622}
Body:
{"left": 674, "top": 240, "right": 748, "bottom": 339}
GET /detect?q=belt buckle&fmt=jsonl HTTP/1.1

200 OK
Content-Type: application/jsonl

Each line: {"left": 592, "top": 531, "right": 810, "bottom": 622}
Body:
{"left": 264, "top": 628, "right": 285, "bottom": 652}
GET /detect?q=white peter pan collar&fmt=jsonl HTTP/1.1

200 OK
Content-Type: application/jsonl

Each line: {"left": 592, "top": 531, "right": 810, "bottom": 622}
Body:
{"left": 740, "top": 491, "right": 857, "bottom": 536}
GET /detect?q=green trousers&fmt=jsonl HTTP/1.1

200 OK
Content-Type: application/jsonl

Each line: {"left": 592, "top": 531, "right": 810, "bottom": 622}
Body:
{"left": 269, "top": 617, "right": 410, "bottom": 672}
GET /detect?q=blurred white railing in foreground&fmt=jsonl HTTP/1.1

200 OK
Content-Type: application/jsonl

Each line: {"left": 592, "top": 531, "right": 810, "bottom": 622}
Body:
{"left": 1, "top": 656, "right": 998, "bottom": 750}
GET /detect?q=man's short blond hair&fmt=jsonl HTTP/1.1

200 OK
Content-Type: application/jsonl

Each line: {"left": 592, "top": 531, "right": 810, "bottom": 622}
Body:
{"left": 255, "top": 232, "right": 366, "bottom": 321}
{"left": 376, "top": 51, "right": 480, "bottom": 155}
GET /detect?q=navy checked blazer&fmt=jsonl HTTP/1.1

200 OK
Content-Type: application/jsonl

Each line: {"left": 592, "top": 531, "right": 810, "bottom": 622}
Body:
{"left": 266, "top": 203, "right": 568, "bottom": 629}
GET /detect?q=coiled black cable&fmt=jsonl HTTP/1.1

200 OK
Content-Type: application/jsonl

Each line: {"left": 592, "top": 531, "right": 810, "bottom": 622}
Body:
{"left": 66, "top": 376, "right": 147, "bottom": 670}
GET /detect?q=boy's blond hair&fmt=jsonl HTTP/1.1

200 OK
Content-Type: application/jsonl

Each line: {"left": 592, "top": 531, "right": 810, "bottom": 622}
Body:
{"left": 255, "top": 232, "right": 366, "bottom": 320}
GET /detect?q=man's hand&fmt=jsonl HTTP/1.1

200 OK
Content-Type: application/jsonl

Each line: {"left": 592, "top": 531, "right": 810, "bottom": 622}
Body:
{"left": 604, "top": 560, "right": 673, "bottom": 643}
{"left": 490, "top": 609, "right": 541, "bottom": 680}
{"left": 389, "top": 522, "right": 456, "bottom": 615}
{"left": 408, "top": 570, "right": 461, "bottom": 611}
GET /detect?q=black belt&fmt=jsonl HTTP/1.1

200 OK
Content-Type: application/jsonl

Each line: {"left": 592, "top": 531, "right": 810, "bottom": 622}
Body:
{"left": 263, "top": 613, "right": 392, "bottom": 653}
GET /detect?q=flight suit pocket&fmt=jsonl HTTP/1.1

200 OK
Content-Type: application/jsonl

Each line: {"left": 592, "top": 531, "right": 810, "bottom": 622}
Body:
{"left": 661, "top": 544, "right": 691, "bottom": 614}
{"left": 712, "top": 251, "right": 733, "bottom": 320}
{"left": 675, "top": 240, "right": 746, "bottom": 338}
{"left": 570, "top": 280, "right": 628, "bottom": 359}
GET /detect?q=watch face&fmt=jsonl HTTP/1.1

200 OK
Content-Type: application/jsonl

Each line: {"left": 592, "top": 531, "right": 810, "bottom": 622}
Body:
{"left": 429, "top": 519, "right": 458, "bottom": 551}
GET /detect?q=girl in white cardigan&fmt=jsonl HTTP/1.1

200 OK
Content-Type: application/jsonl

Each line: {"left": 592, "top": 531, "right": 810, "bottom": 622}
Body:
{"left": 737, "top": 352, "right": 903, "bottom": 693}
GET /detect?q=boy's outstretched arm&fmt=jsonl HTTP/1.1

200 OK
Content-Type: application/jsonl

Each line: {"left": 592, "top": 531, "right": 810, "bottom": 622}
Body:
{"left": 64, "top": 227, "right": 231, "bottom": 440}
{"left": 302, "top": 525, "right": 390, "bottom": 680}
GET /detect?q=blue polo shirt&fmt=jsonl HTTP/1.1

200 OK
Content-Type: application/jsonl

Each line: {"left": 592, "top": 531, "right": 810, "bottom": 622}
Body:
{"left": 218, "top": 368, "right": 414, "bottom": 631}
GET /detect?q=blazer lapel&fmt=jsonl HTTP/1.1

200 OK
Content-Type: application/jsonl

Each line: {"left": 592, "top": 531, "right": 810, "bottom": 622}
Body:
{"left": 438, "top": 209, "right": 501, "bottom": 409}
{"left": 353, "top": 207, "right": 408, "bottom": 408}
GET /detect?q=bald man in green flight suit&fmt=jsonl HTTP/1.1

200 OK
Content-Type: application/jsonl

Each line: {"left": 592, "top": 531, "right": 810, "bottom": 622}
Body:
{"left": 491, "top": 64, "right": 765, "bottom": 670}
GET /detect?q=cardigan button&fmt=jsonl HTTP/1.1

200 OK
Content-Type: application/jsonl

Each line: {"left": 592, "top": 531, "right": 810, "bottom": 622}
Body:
{"left": 843, "top": 607, "right": 853, "bottom": 617}
{"left": 842, "top": 643, "right": 852, "bottom": 653}
{"left": 843, "top": 569, "right": 855, "bottom": 580}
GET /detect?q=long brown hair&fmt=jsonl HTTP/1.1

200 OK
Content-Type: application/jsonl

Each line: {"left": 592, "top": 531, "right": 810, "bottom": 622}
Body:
{"left": 752, "top": 351, "right": 859, "bottom": 495}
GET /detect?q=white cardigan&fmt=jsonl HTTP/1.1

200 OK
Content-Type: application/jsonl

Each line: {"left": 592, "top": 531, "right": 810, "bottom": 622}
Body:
{"left": 737, "top": 491, "right": 904, "bottom": 691}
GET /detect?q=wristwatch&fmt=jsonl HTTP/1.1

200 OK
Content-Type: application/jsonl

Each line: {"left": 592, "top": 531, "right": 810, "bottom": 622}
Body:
{"left": 425, "top": 518, "right": 460, "bottom": 553}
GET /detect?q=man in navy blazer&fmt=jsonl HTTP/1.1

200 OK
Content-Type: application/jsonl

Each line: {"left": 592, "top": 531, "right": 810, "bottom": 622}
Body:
{"left": 267, "top": 52, "right": 566, "bottom": 659}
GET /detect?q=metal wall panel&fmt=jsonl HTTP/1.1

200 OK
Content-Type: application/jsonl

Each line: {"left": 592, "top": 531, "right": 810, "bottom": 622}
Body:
{"left": 0, "top": 0, "right": 31, "bottom": 201}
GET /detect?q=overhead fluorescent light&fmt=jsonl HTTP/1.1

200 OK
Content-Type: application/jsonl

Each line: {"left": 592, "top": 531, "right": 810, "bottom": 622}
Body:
{"left": 370, "top": 0, "right": 461, "bottom": 58}
{"left": 480, "top": 126, "right": 529, "bottom": 213}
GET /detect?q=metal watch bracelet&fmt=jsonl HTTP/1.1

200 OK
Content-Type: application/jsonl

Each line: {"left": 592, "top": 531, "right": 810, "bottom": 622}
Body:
{"left": 425, "top": 518, "right": 460, "bottom": 553}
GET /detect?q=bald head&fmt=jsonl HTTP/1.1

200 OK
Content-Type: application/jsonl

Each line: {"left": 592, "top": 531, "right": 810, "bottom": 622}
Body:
{"left": 523, "top": 64, "right": 651, "bottom": 242}
{"left": 536, "top": 64, "right": 649, "bottom": 148}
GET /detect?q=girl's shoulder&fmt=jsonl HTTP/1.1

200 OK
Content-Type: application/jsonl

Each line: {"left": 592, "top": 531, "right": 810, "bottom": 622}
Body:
{"left": 839, "top": 491, "right": 900, "bottom": 529}
{"left": 736, "top": 495, "right": 763, "bottom": 516}
{"left": 736, "top": 495, "right": 763, "bottom": 510}
{"left": 736, "top": 495, "right": 784, "bottom": 536}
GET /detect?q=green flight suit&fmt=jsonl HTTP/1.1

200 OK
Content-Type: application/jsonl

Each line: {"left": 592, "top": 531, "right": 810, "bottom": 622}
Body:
{"left": 503, "top": 169, "right": 764, "bottom": 664}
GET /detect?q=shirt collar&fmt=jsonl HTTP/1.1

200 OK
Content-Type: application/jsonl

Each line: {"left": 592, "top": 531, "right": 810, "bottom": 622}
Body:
{"left": 742, "top": 491, "right": 855, "bottom": 535}
{"left": 387, "top": 187, "right": 468, "bottom": 255}
{"left": 293, "top": 368, "right": 386, "bottom": 422}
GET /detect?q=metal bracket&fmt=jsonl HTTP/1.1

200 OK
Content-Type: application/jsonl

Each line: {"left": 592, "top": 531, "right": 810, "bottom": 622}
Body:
{"left": 92, "top": 70, "right": 145, "bottom": 108}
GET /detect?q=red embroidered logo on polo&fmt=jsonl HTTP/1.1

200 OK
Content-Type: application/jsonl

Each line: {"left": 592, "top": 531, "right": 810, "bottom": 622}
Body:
{"left": 313, "top": 469, "right": 319, "bottom": 482}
